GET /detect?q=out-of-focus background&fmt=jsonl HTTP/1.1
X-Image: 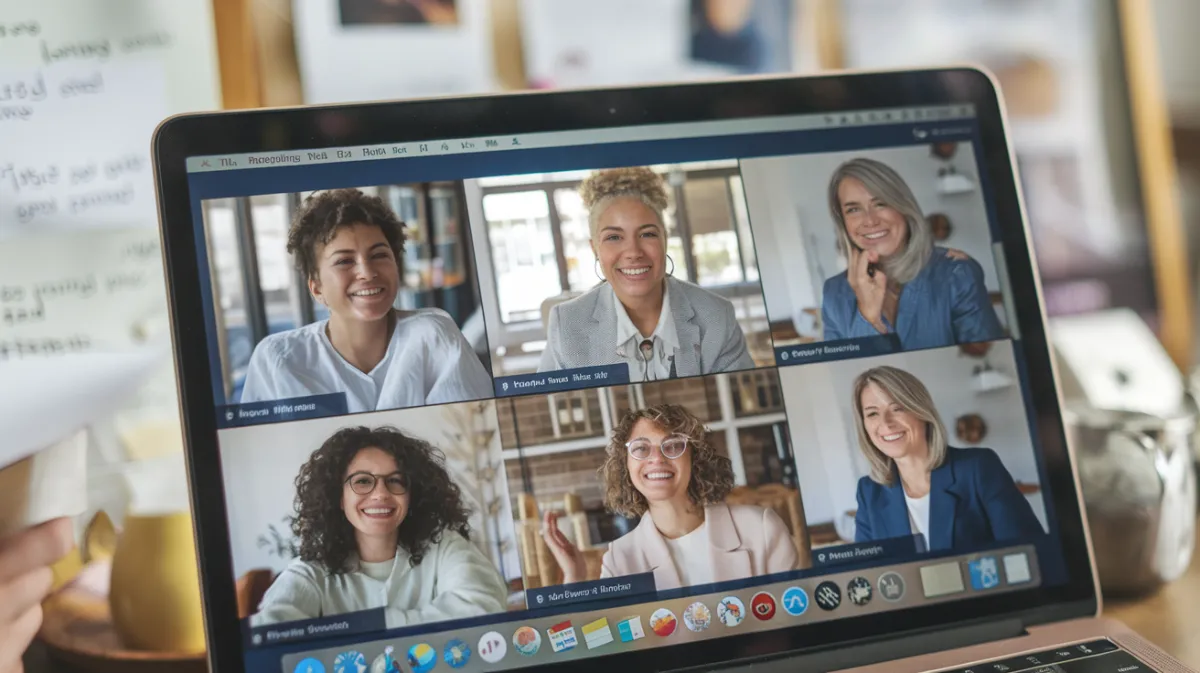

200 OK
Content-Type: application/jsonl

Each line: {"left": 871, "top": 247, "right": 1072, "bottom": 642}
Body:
{"left": 6, "top": 0, "right": 1200, "bottom": 670}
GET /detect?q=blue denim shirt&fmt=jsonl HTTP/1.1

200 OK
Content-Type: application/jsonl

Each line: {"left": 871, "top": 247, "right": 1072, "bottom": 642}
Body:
{"left": 821, "top": 247, "right": 1005, "bottom": 350}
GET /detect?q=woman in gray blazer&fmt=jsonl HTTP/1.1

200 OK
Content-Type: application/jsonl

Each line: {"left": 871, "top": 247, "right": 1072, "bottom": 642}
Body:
{"left": 538, "top": 166, "right": 755, "bottom": 379}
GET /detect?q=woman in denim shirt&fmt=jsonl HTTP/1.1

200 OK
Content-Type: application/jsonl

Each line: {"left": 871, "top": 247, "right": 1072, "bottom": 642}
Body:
{"left": 821, "top": 157, "right": 1004, "bottom": 350}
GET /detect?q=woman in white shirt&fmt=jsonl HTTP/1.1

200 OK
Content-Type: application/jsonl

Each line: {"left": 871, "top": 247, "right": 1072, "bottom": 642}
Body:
{"left": 850, "top": 365, "right": 1044, "bottom": 552}
{"left": 538, "top": 167, "right": 755, "bottom": 380}
{"left": 541, "top": 404, "right": 799, "bottom": 590}
{"left": 250, "top": 426, "right": 508, "bottom": 628}
{"left": 239, "top": 188, "right": 492, "bottom": 412}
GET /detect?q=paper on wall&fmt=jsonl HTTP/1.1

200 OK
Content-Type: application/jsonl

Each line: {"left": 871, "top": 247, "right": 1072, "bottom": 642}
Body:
{"left": 0, "top": 0, "right": 221, "bottom": 238}
{"left": 294, "top": 0, "right": 497, "bottom": 103}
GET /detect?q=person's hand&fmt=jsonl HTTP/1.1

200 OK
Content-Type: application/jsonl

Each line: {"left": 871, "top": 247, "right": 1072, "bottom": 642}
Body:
{"left": 847, "top": 246, "right": 889, "bottom": 333}
{"left": 541, "top": 511, "right": 587, "bottom": 585}
{"left": 943, "top": 247, "right": 970, "bottom": 261}
{"left": 0, "top": 518, "right": 74, "bottom": 673}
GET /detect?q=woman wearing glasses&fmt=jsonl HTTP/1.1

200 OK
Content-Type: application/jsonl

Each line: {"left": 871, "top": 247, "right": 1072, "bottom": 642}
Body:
{"left": 250, "top": 426, "right": 508, "bottom": 628}
{"left": 538, "top": 167, "right": 756, "bottom": 380}
{"left": 542, "top": 404, "right": 798, "bottom": 590}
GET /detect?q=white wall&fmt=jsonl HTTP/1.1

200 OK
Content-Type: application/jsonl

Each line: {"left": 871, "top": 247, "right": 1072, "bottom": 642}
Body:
{"left": 782, "top": 341, "right": 1048, "bottom": 535}
{"left": 218, "top": 401, "right": 521, "bottom": 581}
{"left": 745, "top": 142, "right": 1001, "bottom": 326}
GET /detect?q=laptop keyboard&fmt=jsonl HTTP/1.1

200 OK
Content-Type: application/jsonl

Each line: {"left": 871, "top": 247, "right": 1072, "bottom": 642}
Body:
{"left": 942, "top": 639, "right": 1156, "bottom": 673}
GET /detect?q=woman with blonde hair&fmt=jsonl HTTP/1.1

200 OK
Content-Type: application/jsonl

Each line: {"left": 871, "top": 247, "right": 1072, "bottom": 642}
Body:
{"left": 851, "top": 366, "right": 1043, "bottom": 552}
{"left": 541, "top": 404, "right": 798, "bottom": 590}
{"left": 538, "top": 167, "right": 755, "bottom": 380}
{"left": 822, "top": 157, "right": 1004, "bottom": 349}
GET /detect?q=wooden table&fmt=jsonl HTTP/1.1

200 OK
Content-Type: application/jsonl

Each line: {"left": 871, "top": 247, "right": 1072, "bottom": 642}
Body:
{"left": 1105, "top": 550, "right": 1200, "bottom": 669}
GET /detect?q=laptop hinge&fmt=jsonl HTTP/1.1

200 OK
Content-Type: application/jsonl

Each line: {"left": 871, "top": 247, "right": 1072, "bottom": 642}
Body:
{"left": 690, "top": 617, "right": 1027, "bottom": 673}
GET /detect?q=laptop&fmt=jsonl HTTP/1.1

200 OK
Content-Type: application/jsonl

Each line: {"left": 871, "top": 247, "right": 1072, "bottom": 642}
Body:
{"left": 151, "top": 69, "right": 1191, "bottom": 673}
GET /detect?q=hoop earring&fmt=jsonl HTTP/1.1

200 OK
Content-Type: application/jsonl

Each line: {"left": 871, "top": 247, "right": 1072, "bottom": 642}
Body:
{"left": 594, "top": 258, "right": 605, "bottom": 281}
{"left": 666, "top": 254, "right": 675, "bottom": 277}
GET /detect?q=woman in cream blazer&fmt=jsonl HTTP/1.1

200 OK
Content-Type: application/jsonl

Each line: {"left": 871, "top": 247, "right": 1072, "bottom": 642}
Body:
{"left": 544, "top": 404, "right": 799, "bottom": 591}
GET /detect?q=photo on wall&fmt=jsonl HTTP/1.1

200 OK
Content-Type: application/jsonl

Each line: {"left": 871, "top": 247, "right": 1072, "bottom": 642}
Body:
{"left": 467, "top": 161, "right": 774, "bottom": 396}
{"left": 780, "top": 340, "right": 1048, "bottom": 562}
{"left": 499, "top": 370, "right": 813, "bottom": 594}
{"left": 218, "top": 399, "right": 523, "bottom": 634}
{"left": 199, "top": 184, "right": 494, "bottom": 424}
{"left": 743, "top": 142, "right": 1011, "bottom": 365}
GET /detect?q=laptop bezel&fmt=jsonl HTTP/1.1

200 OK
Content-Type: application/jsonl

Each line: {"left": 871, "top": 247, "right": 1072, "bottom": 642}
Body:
{"left": 152, "top": 68, "right": 1098, "bottom": 673}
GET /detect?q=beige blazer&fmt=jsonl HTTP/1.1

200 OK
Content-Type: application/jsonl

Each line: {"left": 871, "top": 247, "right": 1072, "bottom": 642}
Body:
{"left": 600, "top": 503, "right": 798, "bottom": 590}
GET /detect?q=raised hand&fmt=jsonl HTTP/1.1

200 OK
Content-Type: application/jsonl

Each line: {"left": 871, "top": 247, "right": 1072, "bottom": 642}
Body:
{"left": 847, "top": 246, "right": 890, "bottom": 333}
{"left": 541, "top": 511, "right": 588, "bottom": 585}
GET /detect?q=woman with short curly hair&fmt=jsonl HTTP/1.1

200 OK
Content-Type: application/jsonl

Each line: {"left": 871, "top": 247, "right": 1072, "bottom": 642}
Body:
{"left": 239, "top": 187, "right": 492, "bottom": 412}
{"left": 542, "top": 404, "right": 798, "bottom": 590}
{"left": 538, "top": 167, "right": 755, "bottom": 379}
{"left": 250, "top": 426, "right": 508, "bottom": 628}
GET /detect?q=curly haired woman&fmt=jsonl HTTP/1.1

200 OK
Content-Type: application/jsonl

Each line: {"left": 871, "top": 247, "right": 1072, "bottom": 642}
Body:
{"left": 538, "top": 167, "right": 755, "bottom": 380}
{"left": 542, "top": 404, "right": 797, "bottom": 590}
{"left": 239, "top": 188, "right": 492, "bottom": 412}
{"left": 250, "top": 426, "right": 508, "bottom": 628}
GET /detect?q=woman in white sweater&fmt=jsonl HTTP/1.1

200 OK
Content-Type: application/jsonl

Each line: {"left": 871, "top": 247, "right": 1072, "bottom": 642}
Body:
{"left": 250, "top": 427, "right": 508, "bottom": 629}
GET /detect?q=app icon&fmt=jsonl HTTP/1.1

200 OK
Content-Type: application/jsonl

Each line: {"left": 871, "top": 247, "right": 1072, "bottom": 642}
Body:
{"left": 1003, "top": 553, "right": 1032, "bottom": 584}
{"left": 371, "top": 646, "right": 402, "bottom": 673}
{"left": 684, "top": 602, "right": 712, "bottom": 632}
{"left": 443, "top": 639, "right": 471, "bottom": 669}
{"left": 750, "top": 591, "right": 777, "bottom": 620}
{"left": 847, "top": 577, "right": 872, "bottom": 606}
{"left": 407, "top": 643, "right": 437, "bottom": 673}
{"left": 650, "top": 608, "right": 678, "bottom": 637}
{"left": 716, "top": 596, "right": 745, "bottom": 627}
{"left": 295, "top": 657, "right": 326, "bottom": 673}
{"left": 815, "top": 581, "right": 842, "bottom": 611}
{"left": 477, "top": 631, "right": 508, "bottom": 663}
{"left": 781, "top": 586, "right": 809, "bottom": 616}
{"left": 547, "top": 621, "right": 578, "bottom": 653}
{"left": 582, "top": 617, "right": 615, "bottom": 649}
{"left": 878, "top": 572, "right": 906, "bottom": 602}
{"left": 513, "top": 626, "right": 542, "bottom": 656}
{"left": 969, "top": 557, "right": 1000, "bottom": 590}
{"left": 617, "top": 616, "right": 646, "bottom": 642}
{"left": 334, "top": 651, "right": 367, "bottom": 673}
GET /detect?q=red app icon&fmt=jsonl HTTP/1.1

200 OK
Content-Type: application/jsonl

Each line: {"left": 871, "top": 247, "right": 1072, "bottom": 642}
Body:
{"left": 751, "top": 592, "right": 776, "bottom": 620}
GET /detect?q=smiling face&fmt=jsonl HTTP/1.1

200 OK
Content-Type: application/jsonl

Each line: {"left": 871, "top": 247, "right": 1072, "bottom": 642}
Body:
{"left": 859, "top": 382, "right": 930, "bottom": 463}
{"left": 625, "top": 418, "right": 692, "bottom": 506}
{"left": 592, "top": 197, "right": 667, "bottom": 303}
{"left": 341, "top": 447, "right": 410, "bottom": 544}
{"left": 837, "top": 176, "right": 909, "bottom": 259}
{"left": 309, "top": 224, "right": 400, "bottom": 324}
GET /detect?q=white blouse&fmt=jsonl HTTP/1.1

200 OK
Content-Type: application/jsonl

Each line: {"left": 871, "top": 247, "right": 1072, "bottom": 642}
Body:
{"left": 662, "top": 523, "right": 715, "bottom": 587}
{"left": 250, "top": 531, "right": 508, "bottom": 629}
{"left": 239, "top": 309, "right": 492, "bottom": 413}
{"left": 904, "top": 491, "right": 931, "bottom": 549}
{"left": 612, "top": 283, "right": 679, "bottom": 382}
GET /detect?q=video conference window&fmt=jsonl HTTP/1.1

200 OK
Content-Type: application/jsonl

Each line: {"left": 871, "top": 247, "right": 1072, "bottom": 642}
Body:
{"left": 201, "top": 185, "right": 494, "bottom": 414}
{"left": 218, "top": 400, "right": 522, "bottom": 630}
{"left": 744, "top": 142, "right": 1010, "bottom": 358}
{"left": 780, "top": 341, "right": 1048, "bottom": 555}
{"left": 500, "top": 371, "right": 813, "bottom": 593}
{"left": 469, "top": 162, "right": 772, "bottom": 384}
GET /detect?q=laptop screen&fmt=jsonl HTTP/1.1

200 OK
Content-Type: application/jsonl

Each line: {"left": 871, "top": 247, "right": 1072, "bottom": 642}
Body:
{"left": 183, "top": 103, "right": 1066, "bottom": 673}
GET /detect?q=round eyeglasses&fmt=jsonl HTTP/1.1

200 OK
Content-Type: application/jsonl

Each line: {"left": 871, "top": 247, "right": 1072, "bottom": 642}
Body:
{"left": 345, "top": 472, "right": 408, "bottom": 495}
{"left": 626, "top": 434, "right": 689, "bottom": 461}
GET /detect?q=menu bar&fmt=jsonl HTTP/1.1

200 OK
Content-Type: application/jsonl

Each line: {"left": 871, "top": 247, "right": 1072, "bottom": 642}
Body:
{"left": 185, "top": 104, "right": 976, "bottom": 173}
{"left": 279, "top": 543, "right": 1037, "bottom": 673}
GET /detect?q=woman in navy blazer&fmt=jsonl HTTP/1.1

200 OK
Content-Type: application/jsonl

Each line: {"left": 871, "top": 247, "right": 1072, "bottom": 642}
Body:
{"left": 850, "top": 366, "right": 1043, "bottom": 552}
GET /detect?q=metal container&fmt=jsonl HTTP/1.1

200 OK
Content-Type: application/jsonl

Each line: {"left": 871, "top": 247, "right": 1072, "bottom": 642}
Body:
{"left": 1065, "top": 402, "right": 1197, "bottom": 596}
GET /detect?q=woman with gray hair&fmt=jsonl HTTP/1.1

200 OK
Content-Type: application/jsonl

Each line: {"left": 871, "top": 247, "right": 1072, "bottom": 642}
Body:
{"left": 538, "top": 166, "right": 755, "bottom": 379}
{"left": 821, "top": 157, "right": 1004, "bottom": 349}
{"left": 850, "top": 365, "right": 1042, "bottom": 552}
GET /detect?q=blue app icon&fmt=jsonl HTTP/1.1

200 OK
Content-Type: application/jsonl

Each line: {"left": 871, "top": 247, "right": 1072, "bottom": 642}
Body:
{"left": 968, "top": 557, "right": 1000, "bottom": 590}
{"left": 782, "top": 586, "right": 809, "bottom": 616}
{"left": 294, "top": 657, "right": 327, "bottom": 673}
{"left": 334, "top": 651, "right": 366, "bottom": 673}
